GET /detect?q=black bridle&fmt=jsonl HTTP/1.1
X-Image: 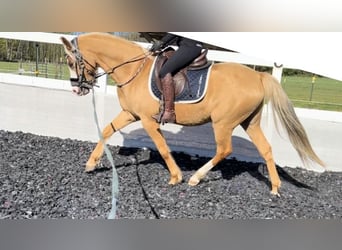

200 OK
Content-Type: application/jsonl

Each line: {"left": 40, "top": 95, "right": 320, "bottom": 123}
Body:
{"left": 69, "top": 38, "right": 98, "bottom": 91}
{"left": 69, "top": 37, "right": 149, "bottom": 93}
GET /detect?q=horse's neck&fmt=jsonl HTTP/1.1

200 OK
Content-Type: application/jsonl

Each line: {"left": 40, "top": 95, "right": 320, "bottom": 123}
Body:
{"left": 84, "top": 36, "right": 146, "bottom": 84}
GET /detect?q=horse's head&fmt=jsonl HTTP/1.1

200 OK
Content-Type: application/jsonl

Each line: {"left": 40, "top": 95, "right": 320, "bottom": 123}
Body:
{"left": 61, "top": 36, "right": 97, "bottom": 96}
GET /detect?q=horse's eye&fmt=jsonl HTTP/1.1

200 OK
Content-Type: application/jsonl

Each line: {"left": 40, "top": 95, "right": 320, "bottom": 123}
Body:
{"left": 68, "top": 61, "right": 74, "bottom": 68}
{"left": 88, "top": 70, "right": 95, "bottom": 77}
{"left": 64, "top": 55, "right": 74, "bottom": 68}
{"left": 66, "top": 59, "right": 75, "bottom": 69}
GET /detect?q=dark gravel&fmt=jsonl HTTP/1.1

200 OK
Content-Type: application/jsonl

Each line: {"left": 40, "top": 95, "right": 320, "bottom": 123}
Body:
{"left": 0, "top": 129, "right": 341, "bottom": 219}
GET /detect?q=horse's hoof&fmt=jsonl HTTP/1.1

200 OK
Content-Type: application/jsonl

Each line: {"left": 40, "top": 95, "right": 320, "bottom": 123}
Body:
{"left": 168, "top": 175, "right": 182, "bottom": 185}
{"left": 85, "top": 165, "right": 95, "bottom": 172}
{"left": 85, "top": 158, "right": 97, "bottom": 172}
{"left": 270, "top": 190, "right": 281, "bottom": 197}
{"left": 188, "top": 176, "right": 200, "bottom": 186}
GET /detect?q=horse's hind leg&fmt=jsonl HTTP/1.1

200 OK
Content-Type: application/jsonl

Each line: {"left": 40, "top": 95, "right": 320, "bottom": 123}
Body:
{"left": 85, "top": 110, "right": 136, "bottom": 172}
{"left": 189, "top": 122, "right": 233, "bottom": 186}
{"left": 242, "top": 120, "right": 281, "bottom": 196}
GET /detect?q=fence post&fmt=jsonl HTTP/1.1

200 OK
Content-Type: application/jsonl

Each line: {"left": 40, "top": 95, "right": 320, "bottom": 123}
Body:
{"left": 35, "top": 43, "right": 39, "bottom": 77}
{"left": 272, "top": 62, "right": 283, "bottom": 82}
{"left": 309, "top": 75, "right": 316, "bottom": 101}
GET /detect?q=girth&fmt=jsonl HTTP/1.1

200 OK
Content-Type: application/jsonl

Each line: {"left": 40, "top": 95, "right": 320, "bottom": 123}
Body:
{"left": 154, "top": 48, "right": 211, "bottom": 97}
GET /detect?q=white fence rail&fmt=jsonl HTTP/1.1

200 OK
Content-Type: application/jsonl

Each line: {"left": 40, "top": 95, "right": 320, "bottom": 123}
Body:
{"left": 0, "top": 32, "right": 280, "bottom": 91}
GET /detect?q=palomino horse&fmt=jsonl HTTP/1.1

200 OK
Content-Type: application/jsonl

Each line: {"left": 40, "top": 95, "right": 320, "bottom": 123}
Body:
{"left": 61, "top": 32, "right": 324, "bottom": 196}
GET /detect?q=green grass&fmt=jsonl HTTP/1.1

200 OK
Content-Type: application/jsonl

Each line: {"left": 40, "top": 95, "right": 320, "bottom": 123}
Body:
{"left": 281, "top": 76, "right": 342, "bottom": 111}
{"left": 0, "top": 61, "right": 70, "bottom": 80}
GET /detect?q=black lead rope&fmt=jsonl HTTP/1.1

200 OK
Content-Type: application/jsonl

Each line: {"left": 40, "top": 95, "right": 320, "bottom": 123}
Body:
{"left": 135, "top": 162, "right": 160, "bottom": 219}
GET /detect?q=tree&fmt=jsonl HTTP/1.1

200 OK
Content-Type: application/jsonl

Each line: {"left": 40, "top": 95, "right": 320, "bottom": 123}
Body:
{"left": 0, "top": 39, "right": 6, "bottom": 60}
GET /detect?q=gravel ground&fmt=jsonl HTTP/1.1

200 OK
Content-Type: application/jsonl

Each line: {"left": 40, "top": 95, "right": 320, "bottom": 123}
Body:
{"left": 0, "top": 129, "right": 341, "bottom": 219}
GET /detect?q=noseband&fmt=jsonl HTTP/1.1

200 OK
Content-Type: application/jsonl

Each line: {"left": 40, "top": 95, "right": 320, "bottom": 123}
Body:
{"left": 69, "top": 37, "right": 150, "bottom": 92}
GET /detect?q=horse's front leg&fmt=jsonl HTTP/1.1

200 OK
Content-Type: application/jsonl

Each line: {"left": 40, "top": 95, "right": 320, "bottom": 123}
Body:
{"left": 85, "top": 110, "right": 137, "bottom": 172}
{"left": 141, "top": 118, "right": 182, "bottom": 185}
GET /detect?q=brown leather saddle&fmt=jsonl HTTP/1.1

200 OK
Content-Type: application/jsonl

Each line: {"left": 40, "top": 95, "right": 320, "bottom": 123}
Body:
{"left": 154, "top": 48, "right": 211, "bottom": 97}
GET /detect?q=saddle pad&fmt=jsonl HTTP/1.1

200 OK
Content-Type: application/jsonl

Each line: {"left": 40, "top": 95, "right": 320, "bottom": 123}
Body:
{"left": 148, "top": 58, "right": 213, "bottom": 104}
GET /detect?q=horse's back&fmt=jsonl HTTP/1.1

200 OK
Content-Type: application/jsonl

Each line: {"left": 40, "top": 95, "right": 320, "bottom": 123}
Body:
{"left": 211, "top": 62, "right": 263, "bottom": 83}
{"left": 208, "top": 62, "right": 265, "bottom": 102}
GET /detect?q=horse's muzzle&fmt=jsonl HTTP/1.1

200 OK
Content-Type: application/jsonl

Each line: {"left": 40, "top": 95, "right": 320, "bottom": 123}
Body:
{"left": 72, "top": 86, "right": 90, "bottom": 96}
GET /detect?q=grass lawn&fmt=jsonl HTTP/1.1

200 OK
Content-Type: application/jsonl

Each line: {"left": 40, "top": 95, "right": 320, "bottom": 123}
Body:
{"left": 281, "top": 76, "right": 342, "bottom": 111}
{"left": 0, "top": 61, "right": 69, "bottom": 80}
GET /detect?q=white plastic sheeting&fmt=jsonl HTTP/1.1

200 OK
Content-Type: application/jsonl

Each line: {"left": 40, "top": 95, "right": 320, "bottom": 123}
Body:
{"left": 174, "top": 32, "right": 342, "bottom": 81}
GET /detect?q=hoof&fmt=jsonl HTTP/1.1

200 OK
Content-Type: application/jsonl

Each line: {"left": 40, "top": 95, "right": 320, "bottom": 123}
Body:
{"left": 270, "top": 190, "right": 281, "bottom": 197}
{"left": 85, "top": 158, "right": 98, "bottom": 172}
{"left": 188, "top": 176, "right": 200, "bottom": 186}
{"left": 270, "top": 182, "right": 281, "bottom": 197}
{"left": 85, "top": 165, "right": 96, "bottom": 172}
{"left": 168, "top": 174, "right": 182, "bottom": 185}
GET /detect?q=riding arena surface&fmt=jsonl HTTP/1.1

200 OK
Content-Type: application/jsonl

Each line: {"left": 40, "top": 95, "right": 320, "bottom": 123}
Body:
{"left": 1, "top": 130, "right": 341, "bottom": 219}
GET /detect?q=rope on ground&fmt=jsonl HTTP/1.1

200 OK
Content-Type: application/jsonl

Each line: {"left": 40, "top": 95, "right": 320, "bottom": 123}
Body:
{"left": 91, "top": 89, "right": 119, "bottom": 219}
{"left": 135, "top": 163, "right": 160, "bottom": 219}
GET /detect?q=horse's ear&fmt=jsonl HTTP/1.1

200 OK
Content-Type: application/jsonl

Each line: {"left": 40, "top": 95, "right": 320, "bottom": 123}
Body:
{"left": 60, "top": 37, "right": 76, "bottom": 61}
{"left": 60, "top": 37, "right": 74, "bottom": 52}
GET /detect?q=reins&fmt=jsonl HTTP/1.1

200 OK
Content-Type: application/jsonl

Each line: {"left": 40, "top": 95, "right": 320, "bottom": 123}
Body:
{"left": 96, "top": 54, "right": 149, "bottom": 88}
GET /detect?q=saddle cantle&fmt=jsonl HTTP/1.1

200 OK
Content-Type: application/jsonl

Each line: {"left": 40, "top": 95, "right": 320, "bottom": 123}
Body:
{"left": 154, "top": 47, "right": 211, "bottom": 97}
